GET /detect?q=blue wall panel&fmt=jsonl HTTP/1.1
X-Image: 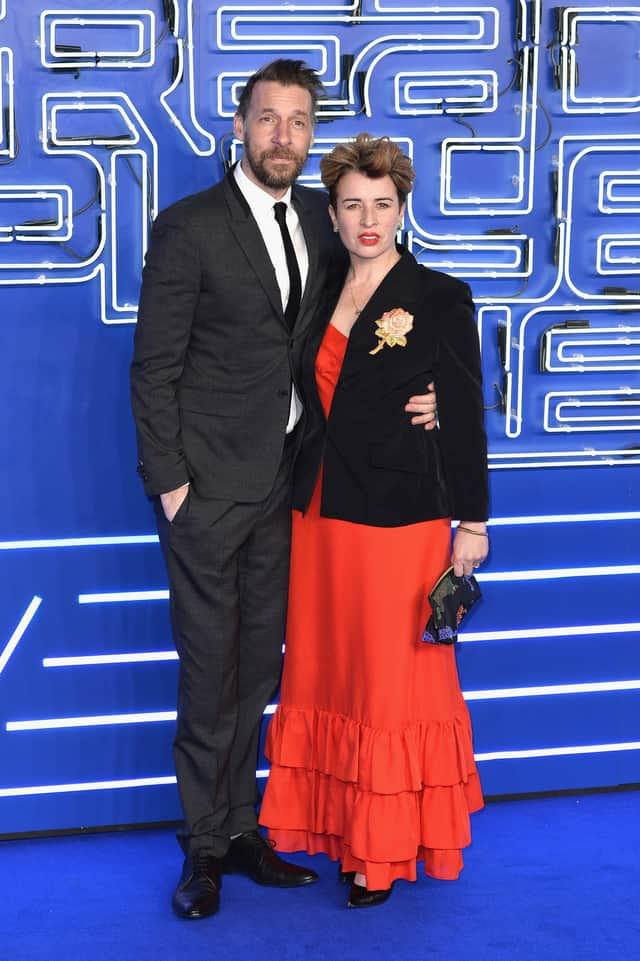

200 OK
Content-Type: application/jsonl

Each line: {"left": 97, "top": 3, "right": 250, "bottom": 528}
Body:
{"left": 1, "top": 0, "right": 639, "bottom": 834}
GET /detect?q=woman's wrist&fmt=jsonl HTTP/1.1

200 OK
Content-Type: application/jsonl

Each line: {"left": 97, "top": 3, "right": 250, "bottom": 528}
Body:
{"left": 456, "top": 522, "right": 488, "bottom": 537}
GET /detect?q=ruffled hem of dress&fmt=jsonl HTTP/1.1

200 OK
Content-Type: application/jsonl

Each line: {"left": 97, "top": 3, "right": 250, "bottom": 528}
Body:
{"left": 259, "top": 768, "right": 483, "bottom": 888}
{"left": 266, "top": 831, "right": 465, "bottom": 889}
{"left": 260, "top": 705, "right": 483, "bottom": 887}
{"left": 264, "top": 704, "right": 479, "bottom": 795}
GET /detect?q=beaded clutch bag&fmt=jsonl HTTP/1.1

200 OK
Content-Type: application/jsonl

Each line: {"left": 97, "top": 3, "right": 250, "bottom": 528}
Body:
{"left": 421, "top": 566, "right": 482, "bottom": 645}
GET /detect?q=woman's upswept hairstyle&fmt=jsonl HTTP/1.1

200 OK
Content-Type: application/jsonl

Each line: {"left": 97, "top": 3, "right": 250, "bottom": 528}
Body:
{"left": 236, "top": 59, "right": 325, "bottom": 122}
{"left": 320, "top": 133, "right": 416, "bottom": 207}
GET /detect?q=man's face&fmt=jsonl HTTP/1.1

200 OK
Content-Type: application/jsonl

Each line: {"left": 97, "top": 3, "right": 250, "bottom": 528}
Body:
{"left": 233, "top": 81, "right": 314, "bottom": 197}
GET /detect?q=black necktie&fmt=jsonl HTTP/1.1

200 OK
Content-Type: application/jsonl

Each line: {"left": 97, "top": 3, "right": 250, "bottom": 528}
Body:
{"left": 273, "top": 201, "right": 302, "bottom": 329}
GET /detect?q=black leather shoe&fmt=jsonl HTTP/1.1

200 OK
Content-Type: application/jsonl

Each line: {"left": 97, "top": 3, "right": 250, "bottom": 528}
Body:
{"left": 222, "top": 830, "right": 318, "bottom": 887}
{"left": 338, "top": 865, "right": 356, "bottom": 885}
{"left": 347, "top": 881, "right": 393, "bottom": 908}
{"left": 172, "top": 851, "right": 222, "bottom": 919}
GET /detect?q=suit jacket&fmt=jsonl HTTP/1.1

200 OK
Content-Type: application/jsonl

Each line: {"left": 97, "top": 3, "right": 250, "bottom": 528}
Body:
{"left": 131, "top": 168, "right": 345, "bottom": 500}
{"left": 293, "top": 248, "right": 489, "bottom": 526}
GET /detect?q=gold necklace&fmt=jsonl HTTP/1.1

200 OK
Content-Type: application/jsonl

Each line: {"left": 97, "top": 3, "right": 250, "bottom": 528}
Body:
{"left": 347, "top": 260, "right": 396, "bottom": 317}
{"left": 347, "top": 279, "right": 363, "bottom": 316}
{"left": 347, "top": 271, "right": 380, "bottom": 317}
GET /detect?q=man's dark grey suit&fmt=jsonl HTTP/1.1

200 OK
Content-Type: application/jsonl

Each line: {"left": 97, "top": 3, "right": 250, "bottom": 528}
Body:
{"left": 131, "top": 168, "right": 343, "bottom": 857}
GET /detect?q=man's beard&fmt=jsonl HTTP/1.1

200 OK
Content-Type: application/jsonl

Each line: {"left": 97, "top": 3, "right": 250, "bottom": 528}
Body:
{"left": 243, "top": 136, "right": 306, "bottom": 189}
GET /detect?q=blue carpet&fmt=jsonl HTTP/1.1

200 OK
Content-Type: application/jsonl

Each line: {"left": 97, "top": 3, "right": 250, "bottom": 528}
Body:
{"left": 1, "top": 791, "right": 638, "bottom": 961}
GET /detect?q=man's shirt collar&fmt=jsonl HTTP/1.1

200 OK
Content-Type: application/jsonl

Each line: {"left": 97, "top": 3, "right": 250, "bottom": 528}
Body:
{"left": 234, "top": 162, "right": 293, "bottom": 216}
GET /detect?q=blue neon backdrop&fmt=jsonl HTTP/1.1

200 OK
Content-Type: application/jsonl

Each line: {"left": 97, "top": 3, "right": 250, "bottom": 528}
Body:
{"left": 1, "top": 0, "right": 639, "bottom": 835}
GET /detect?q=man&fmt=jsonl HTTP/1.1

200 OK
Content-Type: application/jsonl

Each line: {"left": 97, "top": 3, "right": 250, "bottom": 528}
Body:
{"left": 131, "top": 59, "right": 436, "bottom": 920}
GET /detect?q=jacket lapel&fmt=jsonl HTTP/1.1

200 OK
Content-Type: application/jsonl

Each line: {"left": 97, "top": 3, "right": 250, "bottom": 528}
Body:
{"left": 223, "top": 171, "right": 287, "bottom": 327}
{"left": 342, "top": 250, "right": 422, "bottom": 372}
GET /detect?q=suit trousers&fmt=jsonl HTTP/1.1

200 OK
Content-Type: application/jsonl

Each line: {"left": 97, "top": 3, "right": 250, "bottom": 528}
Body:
{"left": 155, "top": 442, "right": 295, "bottom": 858}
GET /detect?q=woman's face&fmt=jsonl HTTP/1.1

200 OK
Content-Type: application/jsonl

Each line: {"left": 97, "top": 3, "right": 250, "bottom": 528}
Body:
{"left": 329, "top": 171, "right": 405, "bottom": 263}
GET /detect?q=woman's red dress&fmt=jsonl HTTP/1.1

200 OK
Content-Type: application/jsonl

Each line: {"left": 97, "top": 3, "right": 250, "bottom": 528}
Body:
{"left": 259, "top": 323, "right": 483, "bottom": 890}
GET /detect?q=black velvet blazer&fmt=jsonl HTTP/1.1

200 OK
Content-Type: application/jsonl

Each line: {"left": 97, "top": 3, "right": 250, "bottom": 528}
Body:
{"left": 292, "top": 249, "right": 489, "bottom": 526}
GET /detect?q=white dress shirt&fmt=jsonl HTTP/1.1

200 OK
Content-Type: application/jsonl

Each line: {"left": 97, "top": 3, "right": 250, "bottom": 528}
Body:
{"left": 234, "top": 162, "right": 308, "bottom": 432}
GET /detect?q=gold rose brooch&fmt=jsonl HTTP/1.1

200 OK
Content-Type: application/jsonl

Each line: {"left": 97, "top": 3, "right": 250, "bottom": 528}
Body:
{"left": 369, "top": 307, "right": 414, "bottom": 355}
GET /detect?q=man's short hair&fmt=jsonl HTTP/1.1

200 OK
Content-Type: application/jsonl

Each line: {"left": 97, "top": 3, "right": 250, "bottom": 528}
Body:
{"left": 236, "top": 59, "right": 325, "bottom": 122}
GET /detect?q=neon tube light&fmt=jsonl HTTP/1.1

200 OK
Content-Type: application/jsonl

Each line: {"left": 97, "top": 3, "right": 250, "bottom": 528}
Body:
{"left": 78, "top": 591, "right": 169, "bottom": 604}
{"left": 0, "top": 536, "right": 158, "bottom": 550}
{"left": 0, "top": 596, "right": 43, "bottom": 675}
{"left": 463, "top": 679, "right": 640, "bottom": 701}
{"left": 478, "top": 565, "right": 640, "bottom": 583}
{"left": 461, "top": 622, "right": 640, "bottom": 643}
{"left": 43, "top": 651, "right": 178, "bottom": 667}
{"left": 7, "top": 711, "right": 176, "bottom": 731}
{"left": 476, "top": 741, "right": 640, "bottom": 762}
{"left": 0, "top": 775, "right": 177, "bottom": 798}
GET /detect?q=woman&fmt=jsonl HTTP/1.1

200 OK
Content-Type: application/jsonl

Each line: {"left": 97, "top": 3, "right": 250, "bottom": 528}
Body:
{"left": 259, "top": 134, "right": 489, "bottom": 907}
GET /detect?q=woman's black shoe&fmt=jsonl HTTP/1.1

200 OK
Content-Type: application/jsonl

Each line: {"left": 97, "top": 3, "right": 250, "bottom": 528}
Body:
{"left": 347, "top": 881, "right": 393, "bottom": 908}
{"left": 338, "top": 865, "right": 356, "bottom": 885}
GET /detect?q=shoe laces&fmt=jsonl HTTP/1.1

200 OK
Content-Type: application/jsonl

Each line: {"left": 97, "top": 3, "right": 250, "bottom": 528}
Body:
{"left": 193, "top": 850, "right": 215, "bottom": 878}
{"left": 240, "top": 830, "right": 274, "bottom": 853}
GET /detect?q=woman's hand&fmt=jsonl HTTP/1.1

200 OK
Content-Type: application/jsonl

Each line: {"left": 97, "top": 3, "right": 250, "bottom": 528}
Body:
{"left": 405, "top": 381, "right": 437, "bottom": 430}
{"left": 451, "top": 523, "right": 488, "bottom": 577}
